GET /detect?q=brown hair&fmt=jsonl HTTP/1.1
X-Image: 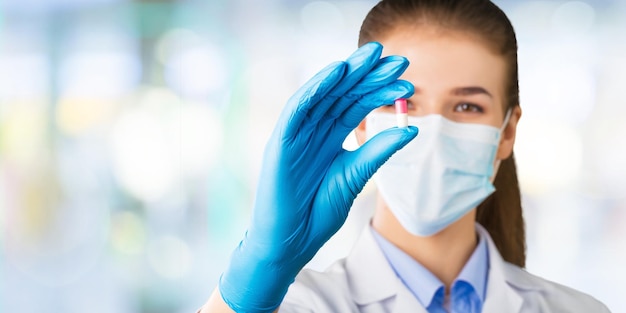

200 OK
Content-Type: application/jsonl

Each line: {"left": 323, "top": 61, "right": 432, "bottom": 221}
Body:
{"left": 359, "top": 0, "right": 526, "bottom": 267}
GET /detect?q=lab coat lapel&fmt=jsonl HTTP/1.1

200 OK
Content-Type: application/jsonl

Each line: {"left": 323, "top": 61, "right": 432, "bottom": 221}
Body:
{"left": 477, "top": 225, "right": 523, "bottom": 313}
{"left": 345, "top": 225, "right": 427, "bottom": 312}
{"left": 345, "top": 225, "right": 400, "bottom": 304}
{"left": 391, "top": 285, "right": 428, "bottom": 313}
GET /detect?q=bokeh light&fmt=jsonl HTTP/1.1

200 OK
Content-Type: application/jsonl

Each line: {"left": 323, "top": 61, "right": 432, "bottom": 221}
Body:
{"left": 147, "top": 235, "right": 191, "bottom": 280}
{"left": 515, "top": 118, "right": 584, "bottom": 195}
{"left": 0, "top": 54, "right": 49, "bottom": 99}
{"left": 301, "top": 1, "right": 345, "bottom": 39}
{"left": 161, "top": 29, "right": 228, "bottom": 101}
{"left": 551, "top": 1, "right": 595, "bottom": 36}
{"left": 110, "top": 105, "right": 177, "bottom": 203}
{"left": 178, "top": 103, "right": 223, "bottom": 178}
{"left": 110, "top": 211, "right": 146, "bottom": 256}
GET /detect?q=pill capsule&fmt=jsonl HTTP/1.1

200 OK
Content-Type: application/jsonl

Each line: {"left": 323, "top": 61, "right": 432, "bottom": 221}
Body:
{"left": 394, "top": 98, "right": 408, "bottom": 128}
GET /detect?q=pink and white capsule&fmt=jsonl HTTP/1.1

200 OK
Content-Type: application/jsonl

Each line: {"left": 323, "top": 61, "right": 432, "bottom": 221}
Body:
{"left": 394, "top": 98, "right": 408, "bottom": 128}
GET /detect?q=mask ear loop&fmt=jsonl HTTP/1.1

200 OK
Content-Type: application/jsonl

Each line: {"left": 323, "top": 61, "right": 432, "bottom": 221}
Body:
{"left": 499, "top": 108, "right": 513, "bottom": 133}
{"left": 490, "top": 108, "right": 513, "bottom": 182}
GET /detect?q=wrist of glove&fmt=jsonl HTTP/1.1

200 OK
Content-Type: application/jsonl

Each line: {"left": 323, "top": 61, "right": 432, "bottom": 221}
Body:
{"left": 220, "top": 241, "right": 300, "bottom": 312}
{"left": 218, "top": 42, "right": 418, "bottom": 313}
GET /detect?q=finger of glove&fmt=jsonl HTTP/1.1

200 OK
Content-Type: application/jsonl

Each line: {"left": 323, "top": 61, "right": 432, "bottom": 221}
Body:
{"left": 326, "top": 55, "right": 410, "bottom": 119}
{"left": 281, "top": 61, "right": 346, "bottom": 139}
{"left": 307, "top": 42, "right": 383, "bottom": 121}
{"left": 336, "top": 79, "right": 413, "bottom": 133}
{"left": 347, "top": 126, "right": 418, "bottom": 189}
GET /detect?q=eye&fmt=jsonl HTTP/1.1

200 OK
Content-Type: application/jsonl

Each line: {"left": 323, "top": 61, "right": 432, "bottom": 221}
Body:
{"left": 454, "top": 102, "right": 484, "bottom": 113}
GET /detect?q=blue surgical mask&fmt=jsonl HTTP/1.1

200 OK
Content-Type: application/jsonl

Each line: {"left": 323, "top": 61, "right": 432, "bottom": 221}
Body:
{"left": 365, "top": 112, "right": 511, "bottom": 236}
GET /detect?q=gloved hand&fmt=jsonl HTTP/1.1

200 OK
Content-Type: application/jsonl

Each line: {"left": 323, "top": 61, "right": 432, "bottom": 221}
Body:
{"left": 219, "top": 42, "right": 418, "bottom": 313}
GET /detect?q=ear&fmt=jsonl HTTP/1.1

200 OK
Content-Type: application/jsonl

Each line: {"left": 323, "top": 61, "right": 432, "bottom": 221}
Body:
{"left": 355, "top": 118, "right": 367, "bottom": 146}
{"left": 497, "top": 105, "right": 522, "bottom": 160}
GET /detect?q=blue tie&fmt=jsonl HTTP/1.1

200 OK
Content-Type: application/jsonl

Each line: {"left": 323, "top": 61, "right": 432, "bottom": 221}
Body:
{"left": 451, "top": 281, "right": 482, "bottom": 313}
{"left": 427, "top": 282, "right": 482, "bottom": 313}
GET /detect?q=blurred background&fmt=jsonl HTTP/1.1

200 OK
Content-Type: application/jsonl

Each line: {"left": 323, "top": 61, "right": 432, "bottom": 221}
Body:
{"left": 0, "top": 0, "right": 625, "bottom": 312}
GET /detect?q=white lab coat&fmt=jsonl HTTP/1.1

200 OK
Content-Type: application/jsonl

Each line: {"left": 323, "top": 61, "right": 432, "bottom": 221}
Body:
{"left": 280, "top": 224, "right": 610, "bottom": 312}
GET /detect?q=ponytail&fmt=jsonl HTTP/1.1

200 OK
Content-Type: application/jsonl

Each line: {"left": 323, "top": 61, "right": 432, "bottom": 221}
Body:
{"left": 476, "top": 153, "right": 526, "bottom": 267}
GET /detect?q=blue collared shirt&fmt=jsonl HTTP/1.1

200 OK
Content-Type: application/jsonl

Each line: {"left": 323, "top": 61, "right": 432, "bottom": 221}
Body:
{"left": 371, "top": 225, "right": 489, "bottom": 312}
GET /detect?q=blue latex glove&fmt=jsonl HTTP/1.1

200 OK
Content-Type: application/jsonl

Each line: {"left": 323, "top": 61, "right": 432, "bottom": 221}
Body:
{"left": 219, "top": 42, "right": 418, "bottom": 313}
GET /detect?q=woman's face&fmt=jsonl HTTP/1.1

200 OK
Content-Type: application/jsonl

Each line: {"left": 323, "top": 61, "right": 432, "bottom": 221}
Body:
{"left": 356, "top": 27, "right": 521, "bottom": 160}
{"left": 377, "top": 28, "right": 510, "bottom": 126}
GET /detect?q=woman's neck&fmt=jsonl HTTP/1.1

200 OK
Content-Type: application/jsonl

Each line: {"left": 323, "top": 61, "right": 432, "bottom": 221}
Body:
{"left": 371, "top": 195, "right": 478, "bottom": 290}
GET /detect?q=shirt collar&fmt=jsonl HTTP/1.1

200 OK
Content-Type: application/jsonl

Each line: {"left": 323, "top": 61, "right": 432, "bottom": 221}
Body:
{"left": 455, "top": 226, "right": 489, "bottom": 302}
{"left": 370, "top": 223, "right": 490, "bottom": 307}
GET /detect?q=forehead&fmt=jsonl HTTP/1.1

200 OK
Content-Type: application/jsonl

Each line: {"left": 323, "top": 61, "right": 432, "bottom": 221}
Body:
{"left": 380, "top": 28, "right": 507, "bottom": 98}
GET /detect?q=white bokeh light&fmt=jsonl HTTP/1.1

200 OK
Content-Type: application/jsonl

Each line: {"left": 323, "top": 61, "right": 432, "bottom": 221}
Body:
{"left": 301, "top": 1, "right": 345, "bottom": 38}
{"left": 0, "top": 54, "right": 49, "bottom": 99}
{"left": 147, "top": 235, "right": 192, "bottom": 280}
{"left": 509, "top": 1, "right": 560, "bottom": 39}
{"left": 551, "top": 1, "right": 595, "bottom": 35}
{"left": 585, "top": 118, "right": 626, "bottom": 197}
{"left": 59, "top": 51, "right": 140, "bottom": 97}
{"left": 519, "top": 60, "right": 596, "bottom": 124}
{"left": 175, "top": 103, "right": 223, "bottom": 178}
{"left": 515, "top": 118, "right": 583, "bottom": 195}
{"left": 161, "top": 29, "right": 228, "bottom": 100}
{"left": 110, "top": 109, "right": 176, "bottom": 202}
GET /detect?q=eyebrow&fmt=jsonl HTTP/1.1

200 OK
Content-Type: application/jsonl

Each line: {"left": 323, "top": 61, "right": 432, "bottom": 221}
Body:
{"left": 451, "top": 86, "right": 493, "bottom": 98}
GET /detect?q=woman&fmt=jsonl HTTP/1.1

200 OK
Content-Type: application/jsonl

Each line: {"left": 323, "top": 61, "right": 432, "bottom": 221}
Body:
{"left": 202, "top": 0, "right": 610, "bottom": 312}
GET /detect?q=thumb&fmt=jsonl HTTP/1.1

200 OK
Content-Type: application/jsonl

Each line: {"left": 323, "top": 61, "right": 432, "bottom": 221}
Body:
{"left": 347, "top": 126, "right": 418, "bottom": 189}
{"left": 307, "top": 125, "right": 418, "bottom": 235}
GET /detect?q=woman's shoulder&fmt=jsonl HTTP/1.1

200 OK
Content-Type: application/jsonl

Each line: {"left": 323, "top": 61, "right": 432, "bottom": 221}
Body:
{"left": 290, "top": 259, "right": 353, "bottom": 292}
{"left": 501, "top": 262, "right": 611, "bottom": 312}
